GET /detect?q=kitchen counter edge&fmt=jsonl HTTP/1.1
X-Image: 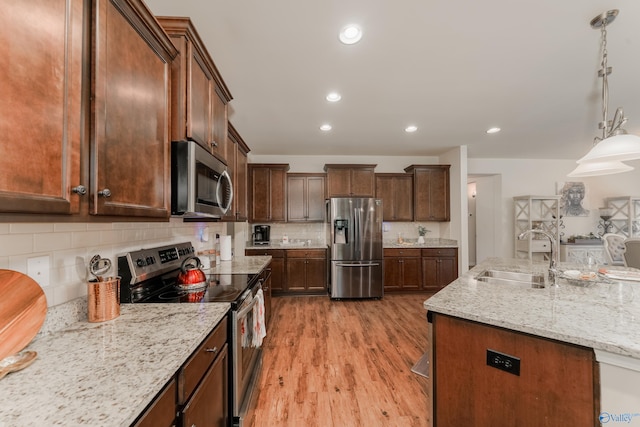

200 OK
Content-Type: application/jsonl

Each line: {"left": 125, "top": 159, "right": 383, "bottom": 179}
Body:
{"left": 424, "top": 257, "right": 640, "bottom": 359}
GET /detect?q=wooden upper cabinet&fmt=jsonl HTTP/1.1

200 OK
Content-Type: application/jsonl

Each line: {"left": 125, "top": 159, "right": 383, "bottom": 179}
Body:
{"left": 211, "top": 87, "right": 230, "bottom": 164}
{"left": 404, "top": 165, "right": 450, "bottom": 222}
{"left": 324, "top": 164, "right": 376, "bottom": 197}
{"left": 224, "top": 122, "right": 250, "bottom": 222}
{"left": 91, "top": 0, "right": 177, "bottom": 217}
{"left": 287, "top": 174, "right": 326, "bottom": 222}
{"left": 0, "top": 0, "right": 84, "bottom": 214}
{"left": 375, "top": 174, "right": 414, "bottom": 221}
{"left": 157, "top": 17, "right": 232, "bottom": 164}
{"left": 248, "top": 164, "right": 289, "bottom": 222}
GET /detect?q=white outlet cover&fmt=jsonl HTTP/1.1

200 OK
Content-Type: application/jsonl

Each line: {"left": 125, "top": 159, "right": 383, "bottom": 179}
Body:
{"left": 27, "top": 256, "right": 50, "bottom": 287}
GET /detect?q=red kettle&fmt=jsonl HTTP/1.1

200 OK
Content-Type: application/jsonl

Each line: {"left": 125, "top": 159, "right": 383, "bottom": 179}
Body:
{"left": 176, "top": 256, "right": 207, "bottom": 288}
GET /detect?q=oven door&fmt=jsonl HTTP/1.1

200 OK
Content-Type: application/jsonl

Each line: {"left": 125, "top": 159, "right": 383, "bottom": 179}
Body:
{"left": 232, "top": 284, "right": 266, "bottom": 426}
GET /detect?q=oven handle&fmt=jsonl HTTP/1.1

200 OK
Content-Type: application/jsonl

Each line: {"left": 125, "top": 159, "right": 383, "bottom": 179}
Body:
{"left": 237, "top": 292, "right": 260, "bottom": 319}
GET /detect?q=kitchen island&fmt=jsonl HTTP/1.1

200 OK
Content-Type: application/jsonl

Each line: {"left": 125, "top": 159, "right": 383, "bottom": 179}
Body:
{"left": 424, "top": 257, "right": 640, "bottom": 426}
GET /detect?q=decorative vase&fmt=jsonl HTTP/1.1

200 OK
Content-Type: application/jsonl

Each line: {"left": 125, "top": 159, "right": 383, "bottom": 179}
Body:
{"left": 417, "top": 236, "right": 425, "bottom": 244}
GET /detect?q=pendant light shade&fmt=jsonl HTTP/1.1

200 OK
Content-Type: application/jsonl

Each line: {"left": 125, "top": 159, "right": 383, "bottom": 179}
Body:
{"left": 568, "top": 159, "right": 633, "bottom": 177}
{"left": 570, "top": 10, "right": 640, "bottom": 177}
{"left": 577, "top": 133, "right": 640, "bottom": 164}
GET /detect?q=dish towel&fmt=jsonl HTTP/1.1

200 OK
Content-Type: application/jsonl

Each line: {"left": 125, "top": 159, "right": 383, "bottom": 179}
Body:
{"left": 251, "top": 288, "right": 267, "bottom": 347}
{"left": 241, "top": 314, "right": 249, "bottom": 348}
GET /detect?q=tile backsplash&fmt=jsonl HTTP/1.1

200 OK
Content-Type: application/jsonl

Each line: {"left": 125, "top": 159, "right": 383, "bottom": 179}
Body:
{"left": 0, "top": 219, "right": 227, "bottom": 307}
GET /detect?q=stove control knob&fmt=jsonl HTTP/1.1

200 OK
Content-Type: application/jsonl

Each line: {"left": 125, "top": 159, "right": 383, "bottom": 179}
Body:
{"left": 146, "top": 256, "right": 154, "bottom": 265}
{"left": 136, "top": 258, "right": 146, "bottom": 267}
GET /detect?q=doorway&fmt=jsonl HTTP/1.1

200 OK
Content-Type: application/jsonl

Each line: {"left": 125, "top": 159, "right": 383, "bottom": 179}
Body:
{"left": 467, "top": 174, "right": 502, "bottom": 266}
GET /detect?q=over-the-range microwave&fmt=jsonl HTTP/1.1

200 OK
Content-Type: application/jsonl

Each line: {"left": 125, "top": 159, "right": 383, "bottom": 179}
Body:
{"left": 171, "top": 140, "right": 233, "bottom": 220}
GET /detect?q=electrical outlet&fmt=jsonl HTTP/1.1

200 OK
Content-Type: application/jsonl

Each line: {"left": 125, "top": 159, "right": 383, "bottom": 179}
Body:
{"left": 27, "top": 256, "right": 50, "bottom": 287}
{"left": 486, "top": 349, "right": 520, "bottom": 376}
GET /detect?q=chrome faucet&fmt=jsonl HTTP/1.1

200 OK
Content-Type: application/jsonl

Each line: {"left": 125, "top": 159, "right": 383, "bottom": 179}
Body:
{"left": 518, "top": 229, "right": 558, "bottom": 286}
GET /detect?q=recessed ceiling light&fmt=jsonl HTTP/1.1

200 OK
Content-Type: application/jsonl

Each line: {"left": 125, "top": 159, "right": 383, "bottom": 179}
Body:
{"left": 486, "top": 127, "right": 501, "bottom": 134}
{"left": 326, "top": 92, "right": 341, "bottom": 102}
{"left": 405, "top": 125, "right": 418, "bottom": 133}
{"left": 320, "top": 124, "right": 332, "bottom": 131}
{"left": 339, "top": 24, "right": 362, "bottom": 45}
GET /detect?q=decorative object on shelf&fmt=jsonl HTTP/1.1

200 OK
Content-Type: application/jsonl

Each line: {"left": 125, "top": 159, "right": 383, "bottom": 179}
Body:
{"left": 569, "top": 10, "right": 640, "bottom": 177}
{"left": 417, "top": 225, "right": 430, "bottom": 244}
{"left": 566, "top": 233, "right": 601, "bottom": 244}
{"left": 597, "top": 207, "right": 613, "bottom": 236}
{"left": 558, "top": 182, "right": 589, "bottom": 217}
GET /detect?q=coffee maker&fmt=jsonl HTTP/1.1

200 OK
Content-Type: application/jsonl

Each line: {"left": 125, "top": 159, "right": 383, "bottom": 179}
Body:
{"left": 253, "top": 225, "right": 271, "bottom": 246}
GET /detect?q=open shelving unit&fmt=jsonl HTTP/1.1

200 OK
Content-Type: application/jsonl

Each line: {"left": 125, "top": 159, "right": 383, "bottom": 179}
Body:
{"left": 514, "top": 195, "right": 561, "bottom": 261}
{"left": 604, "top": 196, "right": 640, "bottom": 238}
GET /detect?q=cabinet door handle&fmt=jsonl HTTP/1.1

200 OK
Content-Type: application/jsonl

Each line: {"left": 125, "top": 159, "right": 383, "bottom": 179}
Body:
{"left": 72, "top": 185, "right": 87, "bottom": 195}
{"left": 205, "top": 346, "right": 218, "bottom": 354}
{"left": 98, "top": 188, "right": 111, "bottom": 198}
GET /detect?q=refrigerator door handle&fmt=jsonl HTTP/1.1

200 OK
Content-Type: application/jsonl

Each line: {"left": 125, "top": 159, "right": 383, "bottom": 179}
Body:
{"left": 354, "top": 207, "right": 361, "bottom": 258}
{"left": 335, "top": 262, "right": 380, "bottom": 267}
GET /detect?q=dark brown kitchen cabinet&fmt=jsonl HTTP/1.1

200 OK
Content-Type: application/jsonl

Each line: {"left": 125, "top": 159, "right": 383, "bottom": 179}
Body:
{"left": 375, "top": 174, "right": 414, "bottom": 221}
{"left": 404, "top": 165, "right": 450, "bottom": 222}
{"left": 132, "top": 377, "right": 177, "bottom": 427}
{"left": 157, "top": 17, "right": 233, "bottom": 164}
{"left": 178, "top": 316, "right": 228, "bottom": 427}
{"left": 421, "top": 248, "right": 458, "bottom": 291}
{"left": 248, "top": 164, "right": 289, "bottom": 222}
{"left": 286, "top": 249, "right": 327, "bottom": 293}
{"left": 431, "top": 313, "right": 597, "bottom": 426}
{"left": 324, "top": 164, "right": 376, "bottom": 197}
{"left": 245, "top": 249, "right": 285, "bottom": 294}
{"left": 287, "top": 173, "right": 326, "bottom": 222}
{"left": 91, "top": 0, "right": 177, "bottom": 217}
{"left": 224, "top": 122, "right": 250, "bottom": 221}
{"left": 211, "top": 88, "right": 230, "bottom": 164}
{"left": 383, "top": 248, "right": 422, "bottom": 291}
{"left": 0, "top": 0, "right": 84, "bottom": 214}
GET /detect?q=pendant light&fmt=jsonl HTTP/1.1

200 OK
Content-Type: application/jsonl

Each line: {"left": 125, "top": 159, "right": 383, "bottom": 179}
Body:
{"left": 567, "top": 160, "right": 633, "bottom": 177}
{"left": 569, "top": 10, "right": 640, "bottom": 177}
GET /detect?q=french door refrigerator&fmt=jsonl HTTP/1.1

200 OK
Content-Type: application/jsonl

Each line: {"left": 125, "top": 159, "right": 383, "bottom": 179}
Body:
{"left": 327, "top": 197, "right": 384, "bottom": 298}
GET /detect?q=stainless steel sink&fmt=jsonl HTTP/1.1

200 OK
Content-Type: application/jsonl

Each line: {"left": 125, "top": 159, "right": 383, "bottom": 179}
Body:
{"left": 475, "top": 270, "right": 545, "bottom": 288}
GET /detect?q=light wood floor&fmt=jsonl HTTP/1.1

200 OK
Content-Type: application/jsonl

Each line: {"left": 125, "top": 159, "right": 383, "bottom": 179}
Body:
{"left": 248, "top": 293, "right": 433, "bottom": 427}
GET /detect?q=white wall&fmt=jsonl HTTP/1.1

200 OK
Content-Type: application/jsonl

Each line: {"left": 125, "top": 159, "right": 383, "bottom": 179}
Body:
{"left": 468, "top": 158, "right": 640, "bottom": 259}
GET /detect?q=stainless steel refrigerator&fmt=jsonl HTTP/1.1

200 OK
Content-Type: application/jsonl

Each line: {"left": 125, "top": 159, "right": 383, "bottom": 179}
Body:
{"left": 327, "top": 197, "right": 384, "bottom": 299}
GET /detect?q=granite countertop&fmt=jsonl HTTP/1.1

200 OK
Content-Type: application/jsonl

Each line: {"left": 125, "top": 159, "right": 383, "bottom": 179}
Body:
{"left": 245, "top": 243, "right": 328, "bottom": 250}
{"left": 246, "top": 238, "right": 458, "bottom": 250}
{"left": 208, "top": 255, "right": 273, "bottom": 274}
{"left": 0, "top": 303, "right": 230, "bottom": 426}
{"left": 384, "top": 238, "right": 458, "bottom": 248}
{"left": 424, "top": 257, "right": 640, "bottom": 359}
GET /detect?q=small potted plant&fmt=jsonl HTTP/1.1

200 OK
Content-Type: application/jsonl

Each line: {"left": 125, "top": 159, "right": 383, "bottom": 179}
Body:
{"left": 417, "top": 225, "right": 430, "bottom": 244}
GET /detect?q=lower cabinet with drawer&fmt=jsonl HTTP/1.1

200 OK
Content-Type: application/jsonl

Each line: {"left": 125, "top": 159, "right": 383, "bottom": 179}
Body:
{"left": 383, "top": 248, "right": 422, "bottom": 292}
{"left": 245, "top": 249, "right": 285, "bottom": 294}
{"left": 286, "top": 249, "right": 327, "bottom": 294}
{"left": 178, "top": 316, "right": 229, "bottom": 427}
{"left": 422, "top": 248, "right": 458, "bottom": 292}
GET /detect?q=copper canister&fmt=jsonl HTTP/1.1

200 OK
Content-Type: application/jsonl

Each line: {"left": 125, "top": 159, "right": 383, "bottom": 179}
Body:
{"left": 87, "top": 276, "right": 120, "bottom": 322}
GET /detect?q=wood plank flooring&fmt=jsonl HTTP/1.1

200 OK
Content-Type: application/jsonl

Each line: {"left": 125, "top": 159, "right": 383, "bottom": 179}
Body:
{"left": 248, "top": 293, "right": 433, "bottom": 427}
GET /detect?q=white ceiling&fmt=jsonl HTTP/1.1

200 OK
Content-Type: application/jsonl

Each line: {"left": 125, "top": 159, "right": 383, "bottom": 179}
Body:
{"left": 145, "top": 0, "right": 640, "bottom": 160}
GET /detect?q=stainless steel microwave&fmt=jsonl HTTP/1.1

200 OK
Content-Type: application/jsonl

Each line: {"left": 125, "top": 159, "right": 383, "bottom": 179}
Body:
{"left": 171, "top": 141, "right": 233, "bottom": 219}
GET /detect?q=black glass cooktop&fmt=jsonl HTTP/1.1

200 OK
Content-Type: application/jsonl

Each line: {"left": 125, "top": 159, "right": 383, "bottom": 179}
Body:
{"left": 134, "top": 273, "right": 257, "bottom": 305}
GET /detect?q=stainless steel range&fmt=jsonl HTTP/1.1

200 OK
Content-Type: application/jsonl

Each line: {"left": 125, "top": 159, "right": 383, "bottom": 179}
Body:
{"left": 118, "top": 242, "right": 266, "bottom": 427}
